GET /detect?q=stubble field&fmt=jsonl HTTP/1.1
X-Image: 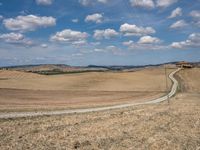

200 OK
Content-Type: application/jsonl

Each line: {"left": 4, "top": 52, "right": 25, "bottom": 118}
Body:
{"left": 0, "top": 68, "right": 199, "bottom": 150}
{"left": 0, "top": 67, "right": 172, "bottom": 112}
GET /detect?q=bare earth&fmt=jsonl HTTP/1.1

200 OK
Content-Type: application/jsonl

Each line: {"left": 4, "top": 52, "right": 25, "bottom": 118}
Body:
{"left": 0, "top": 68, "right": 172, "bottom": 112}
{"left": 0, "top": 68, "right": 199, "bottom": 150}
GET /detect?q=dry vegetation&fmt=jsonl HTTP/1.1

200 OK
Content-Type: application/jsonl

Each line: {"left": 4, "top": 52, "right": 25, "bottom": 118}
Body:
{"left": 177, "top": 68, "right": 200, "bottom": 93}
{"left": 0, "top": 68, "right": 171, "bottom": 91}
{"left": 1, "top": 95, "right": 199, "bottom": 150}
{"left": 0, "top": 68, "right": 199, "bottom": 149}
{"left": 0, "top": 68, "right": 172, "bottom": 112}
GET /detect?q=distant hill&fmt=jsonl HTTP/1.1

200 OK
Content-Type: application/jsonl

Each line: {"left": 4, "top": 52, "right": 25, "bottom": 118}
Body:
{"left": 0, "top": 64, "right": 109, "bottom": 75}
{"left": 0, "top": 61, "right": 199, "bottom": 75}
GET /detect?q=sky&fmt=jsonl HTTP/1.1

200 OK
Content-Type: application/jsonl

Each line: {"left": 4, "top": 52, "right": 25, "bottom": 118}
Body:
{"left": 0, "top": 0, "right": 200, "bottom": 66}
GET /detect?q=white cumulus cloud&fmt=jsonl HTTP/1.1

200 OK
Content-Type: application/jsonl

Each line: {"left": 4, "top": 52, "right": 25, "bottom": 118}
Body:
{"left": 138, "top": 36, "right": 161, "bottom": 44}
{"left": 94, "top": 45, "right": 123, "bottom": 55}
{"left": 72, "top": 19, "right": 79, "bottom": 23}
{"left": 36, "top": 0, "right": 53, "bottom": 5}
{"left": 93, "top": 29, "right": 119, "bottom": 40}
{"left": 123, "top": 40, "right": 134, "bottom": 46}
{"left": 79, "top": 0, "right": 108, "bottom": 6}
{"left": 171, "top": 33, "right": 200, "bottom": 49}
{"left": 50, "top": 29, "right": 89, "bottom": 46}
{"left": 3, "top": 15, "right": 56, "bottom": 32}
{"left": 123, "top": 36, "right": 165, "bottom": 50}
{"left": 123, "top": 40, "right": 166, "bottom": 50}
{"left": 85, "top": 13, "right": 103, "bottom": 23}
{"left": 79, "top": 0, "right": 91, "bottom": 6}
{"left": 0, "top": 32, "right": 33, "bottom": 46}
{"left": 41, "top": 44, "right": 48, "bottom": 48}
{"left": 190, "top": 10, "right": 200, "bottom": 27}
{"left": 190, "top": 10, "right": 200, "bottom": 19}
{"left": 156, "top": 0, "right": 178, "bottom": 8}
{"left": 130, "top": 0, "right": 178, "bottom": 9}
{"left": 120, "top": 23, "right": 156, "bottom": 36}
{"left": 130, "top": 0, "right": 155, "bottom": 9}
{"left": 168, "top": 7, "right": 182, "bottom": 18}
{"left": 97, "top": 0, "right": 108, "bottom": 4}
{"left": 170, "top": 20, "right": 188, "bottom": 29}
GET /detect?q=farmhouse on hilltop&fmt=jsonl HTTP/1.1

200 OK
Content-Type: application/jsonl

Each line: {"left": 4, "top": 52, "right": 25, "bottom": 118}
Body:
{"left": 176, "top": 61, "right": 193, "bottom": 68}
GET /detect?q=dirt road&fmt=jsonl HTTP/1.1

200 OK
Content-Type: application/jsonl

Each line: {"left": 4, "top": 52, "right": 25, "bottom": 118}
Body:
{"left": 0, "top": 68, "right": 181, "bottom": 119}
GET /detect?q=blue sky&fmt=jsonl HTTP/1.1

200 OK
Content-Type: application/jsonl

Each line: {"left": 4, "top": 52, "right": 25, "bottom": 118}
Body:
{"left": 0, "top": 0, "right": 199, "bottom": 66}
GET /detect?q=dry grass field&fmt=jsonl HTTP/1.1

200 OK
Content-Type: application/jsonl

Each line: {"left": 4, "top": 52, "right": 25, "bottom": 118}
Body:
{"left": 0, "top": 68, "right": 172, "bottom": 112}
{"left": 0, "top": 68, "right": 199, "bottom": 149}
{"left": 177, "top": 68, "right": 200, "bottom": 93}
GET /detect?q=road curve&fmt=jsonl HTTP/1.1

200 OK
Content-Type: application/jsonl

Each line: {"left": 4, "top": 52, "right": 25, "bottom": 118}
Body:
{"left": 0, "top": 68, "right": 181, "bottom": 119}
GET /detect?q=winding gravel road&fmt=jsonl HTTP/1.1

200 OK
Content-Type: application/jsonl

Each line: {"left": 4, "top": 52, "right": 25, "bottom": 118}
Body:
{"left": 0, "top": 68, "right": 181, "bottom": 119}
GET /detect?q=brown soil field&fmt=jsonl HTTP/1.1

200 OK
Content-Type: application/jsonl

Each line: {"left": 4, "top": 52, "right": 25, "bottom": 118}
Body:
{"left": 0, "top": 68, "right": 172, "bottom": 112}
{"left": 0, "top": 68, "right": 199, "bottom": 150}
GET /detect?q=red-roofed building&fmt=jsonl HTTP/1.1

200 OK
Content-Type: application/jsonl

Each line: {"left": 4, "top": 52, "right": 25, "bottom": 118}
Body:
{"left": 176, "top": 61, "right": 193, "bottom": 68}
